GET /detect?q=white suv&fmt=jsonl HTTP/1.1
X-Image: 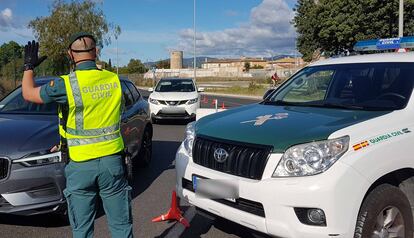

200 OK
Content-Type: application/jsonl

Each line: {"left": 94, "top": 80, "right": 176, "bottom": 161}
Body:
{"left": 148, "top": 78, "right": 203, "bottom": 123}
{"left": 175, "top": 52, "right": 414, "bottom": 238}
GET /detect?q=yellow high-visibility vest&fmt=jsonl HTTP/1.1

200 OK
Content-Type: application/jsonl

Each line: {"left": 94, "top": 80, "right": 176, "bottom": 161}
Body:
{"left": 58, "top": 69, "right": 124, "bottom": 162}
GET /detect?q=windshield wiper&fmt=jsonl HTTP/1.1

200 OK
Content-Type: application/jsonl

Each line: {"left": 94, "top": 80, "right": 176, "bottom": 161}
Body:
{"left": 309, "top": 102, "right": 364, "bottom": 110}
{"left": 262, "top": 100, "right": 304, "bottom": 106}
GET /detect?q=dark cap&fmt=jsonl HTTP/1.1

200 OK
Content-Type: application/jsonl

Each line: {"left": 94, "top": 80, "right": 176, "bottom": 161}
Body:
{"left": 68, "top": 32, "right": 96, "bottom": 49}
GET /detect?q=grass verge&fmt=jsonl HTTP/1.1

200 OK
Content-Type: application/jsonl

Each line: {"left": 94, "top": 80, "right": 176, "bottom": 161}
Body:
{"left": 205, "top": 82, "right": 269, "bottom": 97}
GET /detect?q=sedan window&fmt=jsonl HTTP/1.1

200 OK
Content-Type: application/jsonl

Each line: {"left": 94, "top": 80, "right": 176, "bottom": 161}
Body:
{"left": 0, "top": 87, "right": 57, "bottom": 114}
{"left": 126, "top": 82, "right": 141, "bottom": 102}
{"left": 121, "top": 82, "right": 134, "bottom": 109}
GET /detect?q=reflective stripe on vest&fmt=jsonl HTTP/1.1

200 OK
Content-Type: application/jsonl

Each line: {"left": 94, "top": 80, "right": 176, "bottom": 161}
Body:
{"left": 67, "top": 133, "right": 121, "bottom": 146}
{"left": 69, "top": 72, "right": 85, "bottom": 131}
{"left": 66, "top": 123, "right": 120, "bottom": 136}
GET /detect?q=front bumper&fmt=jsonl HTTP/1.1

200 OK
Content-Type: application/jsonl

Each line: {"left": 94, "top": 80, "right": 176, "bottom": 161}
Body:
{"left": 175, "top": 144, "right": 370, "bottom": 238}
{"left": 0, "top": 161, "right": 66, "bottom": 216}
{"left": 149, "top": 101, "right": 198, "bottom": 120}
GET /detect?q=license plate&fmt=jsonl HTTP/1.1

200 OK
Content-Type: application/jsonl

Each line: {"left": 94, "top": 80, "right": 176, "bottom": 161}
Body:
{"left": 192, "top": 175, "right": 239, "bottom": 201}
{"left": 192, "top": 175, "right": 199, "bottom": 191}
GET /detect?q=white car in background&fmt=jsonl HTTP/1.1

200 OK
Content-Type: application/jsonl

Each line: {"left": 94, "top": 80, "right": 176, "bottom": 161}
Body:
{"left": 148, "top": 78, "right": 203, "bottom": 123}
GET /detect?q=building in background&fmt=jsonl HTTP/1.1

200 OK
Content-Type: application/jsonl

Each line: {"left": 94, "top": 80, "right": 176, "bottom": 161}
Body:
{"left": 170, "top": 51, "right": 183, "bottom": 69}
{"left": 144, "top": 56, "right": 306, "bottom": 79}
{"left": 202, "top": 57, "right": 267, "bottom": 71}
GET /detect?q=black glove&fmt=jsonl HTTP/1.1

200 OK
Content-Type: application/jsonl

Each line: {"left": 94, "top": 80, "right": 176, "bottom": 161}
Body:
{"left": 23, "top": 40, "right": 47, "bottom": 71}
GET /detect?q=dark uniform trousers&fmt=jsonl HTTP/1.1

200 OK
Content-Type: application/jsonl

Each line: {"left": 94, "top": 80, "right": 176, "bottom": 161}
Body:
{"left": 63, "top": 154, "right": 133, "bottom": 238}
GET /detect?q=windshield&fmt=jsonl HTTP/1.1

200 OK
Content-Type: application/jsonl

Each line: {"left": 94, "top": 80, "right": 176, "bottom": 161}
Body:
{"left": 155, "top": 79, "right": 195, "bottom": 92}
{"left": 0, "top": 87, "right": 57, "bottom": 114}
{"left": 267, "top": 63, "right": 414, "bottom": 111}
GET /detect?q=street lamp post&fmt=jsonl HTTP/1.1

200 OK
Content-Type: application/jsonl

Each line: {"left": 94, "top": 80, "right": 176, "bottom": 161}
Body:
{"left": 116, "top": 36, "right": 119, "bottom": 75}
{"left": 399, "top": 0, "right": 404, "bottom": 37}
{"left": 193, "top": 0, "right": 197, "bottom": 82}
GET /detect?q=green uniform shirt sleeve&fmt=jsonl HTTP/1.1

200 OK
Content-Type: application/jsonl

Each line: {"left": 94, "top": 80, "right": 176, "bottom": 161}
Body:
{"left": 40, "top": 78, "right": 68, "bottom": 104}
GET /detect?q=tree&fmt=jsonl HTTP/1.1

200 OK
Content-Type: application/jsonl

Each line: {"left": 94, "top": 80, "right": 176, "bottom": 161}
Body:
{"left": 0, "top": 41, "right": 23, "bottom": 70}
{"left": 28, "top": 0, "right": 121, "bottom": 74}
{"left": 155, "top": 59, "right": 170, "bottom": 69}
{"left": 126, "top": 59, "right": 147, "bottom": 74}
{"left": 108, "top": 58, "right": 112, "bottom": 70}
{"left": 293, "top": 0, "right": 414, "bottom": 61}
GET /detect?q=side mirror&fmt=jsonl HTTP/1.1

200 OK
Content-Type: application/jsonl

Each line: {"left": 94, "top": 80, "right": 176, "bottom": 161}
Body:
{"left": 263, "top": 89, "right": 275, "bottom": 100}
{"left": 148, "top": 88, "right": 154, "bottom": 92}
{"left": 198, "top": 87, "right": 205, "bottom": 92}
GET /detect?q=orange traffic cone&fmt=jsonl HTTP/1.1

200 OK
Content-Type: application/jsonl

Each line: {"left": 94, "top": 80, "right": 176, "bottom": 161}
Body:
{"left": 221, "top": 102, "right": 226, "bottom": 109}
{"left": 151, "top": 191, "right": 190, "bottom": 228}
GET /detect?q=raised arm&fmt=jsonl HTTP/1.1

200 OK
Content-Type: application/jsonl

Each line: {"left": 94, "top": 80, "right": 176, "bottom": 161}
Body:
{"left": 21, "top": 40, "right": 47, "bottom": 104}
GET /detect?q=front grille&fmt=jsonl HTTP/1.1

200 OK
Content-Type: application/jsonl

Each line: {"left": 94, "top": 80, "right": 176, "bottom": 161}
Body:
{"left": 156, "top": 112, "right": 190, "bottom": 117}
{"left": 192, "top": 136, "right": 272, "bottom": 180}
{"left": 158, "top": 100, "right": 188, "bottom": 105}
{"left": 182, "top": 177, "right": 265, "bottom": 217}
{"left": 0, "top": 158, "right": 9, "bottom": 180}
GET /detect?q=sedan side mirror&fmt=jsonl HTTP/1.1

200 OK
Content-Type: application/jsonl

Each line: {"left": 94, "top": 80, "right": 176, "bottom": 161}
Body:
{"left": 263, "top": 88, "right": 275, "bottom": 100}
{"left": 198, "top": 87, "right": 205, "bottom": 92}
{"left": 148, "top": 88, "right": 154, "bottom": 92}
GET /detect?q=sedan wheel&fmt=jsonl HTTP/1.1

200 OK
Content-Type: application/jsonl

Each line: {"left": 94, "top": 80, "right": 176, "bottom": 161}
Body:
{"left": 137, "top": 128, "right": 152, "bottom": 167}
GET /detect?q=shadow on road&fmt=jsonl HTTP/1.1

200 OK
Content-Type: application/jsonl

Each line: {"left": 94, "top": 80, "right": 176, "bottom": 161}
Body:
{"left": 129, "top": 140, "right": 181, "bottom": 199}
{"left": 0, "top": 213, "right": 68, "bottom": 228}
{"left": 153, "top": 212, "right": 272, "bottom": 238}
{"left": 180, "top": 214, "right": 272, "bottom": 238}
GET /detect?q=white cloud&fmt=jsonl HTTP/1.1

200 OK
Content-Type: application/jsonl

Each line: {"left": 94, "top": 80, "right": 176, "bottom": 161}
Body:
{"left": 0, "top": 8, "right": 13, "bottom": 29}
{"left": 175, "top": 0, "right": 297, "bottom": 57}
{"left": 0, "top": 7, "right": 33, "bottom": 42}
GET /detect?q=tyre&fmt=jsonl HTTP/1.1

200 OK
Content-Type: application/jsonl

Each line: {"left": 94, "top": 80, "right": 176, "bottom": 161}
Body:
{"left": 136, "top": 127, "right": 152, "bottom": 167}
{"left": 53, "top": 205, "right": 70, "bottom": 225}
{"left": 354, "top": 184, "right": 413, "bottom": 238}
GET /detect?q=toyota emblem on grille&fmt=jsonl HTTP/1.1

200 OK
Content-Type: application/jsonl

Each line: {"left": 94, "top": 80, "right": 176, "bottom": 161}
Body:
{"left": 214, "top": 148, "right": 229, "bottom": 163}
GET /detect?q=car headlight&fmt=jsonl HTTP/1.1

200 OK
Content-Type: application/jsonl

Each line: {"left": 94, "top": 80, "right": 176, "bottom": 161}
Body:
{"left": 14, "top": 151, "right": 62, "bottom": 167}
{"left": 149, "top": 98, "right": 159, "bottom": 105}
{"left": 187, "top": 98, "right": 198, "bottom": 104}
{"left": 273, "top": 136, "right": 349, "bottom": 177}
{"left": 183, "top": 121, "right": 196, "bottom": 155}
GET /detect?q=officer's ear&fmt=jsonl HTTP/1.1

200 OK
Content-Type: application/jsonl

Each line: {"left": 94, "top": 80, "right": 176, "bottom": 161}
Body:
{"left": 67, "top": 50, "right": 73, "bottom": 60}
{"left": 94, "top": 47, "right": 99, "bottom": 57}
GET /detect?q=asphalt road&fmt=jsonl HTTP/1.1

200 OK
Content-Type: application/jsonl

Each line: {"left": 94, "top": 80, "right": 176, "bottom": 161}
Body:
{"left": 0, "top": 92, "right": 266, "bottom": 238}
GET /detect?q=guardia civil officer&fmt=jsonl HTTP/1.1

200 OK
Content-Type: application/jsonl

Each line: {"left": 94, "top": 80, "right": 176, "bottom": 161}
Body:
{"left": 21, "top": 33, "right": 133, "bottom": 238}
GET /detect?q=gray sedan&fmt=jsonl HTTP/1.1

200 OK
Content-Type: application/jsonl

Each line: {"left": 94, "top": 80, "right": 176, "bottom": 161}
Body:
{"left": 0, "top": 76, "right": 152, "bottom": 216}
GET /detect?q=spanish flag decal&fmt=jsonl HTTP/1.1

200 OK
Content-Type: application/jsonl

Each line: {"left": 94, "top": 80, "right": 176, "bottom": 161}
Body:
{"left": 353, "top": 141, "right": 369, "bottom": 151}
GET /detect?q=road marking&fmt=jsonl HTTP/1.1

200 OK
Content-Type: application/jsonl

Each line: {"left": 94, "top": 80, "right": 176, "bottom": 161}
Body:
{"left": 165, "top": 206, "right": 196, "bottom": 238}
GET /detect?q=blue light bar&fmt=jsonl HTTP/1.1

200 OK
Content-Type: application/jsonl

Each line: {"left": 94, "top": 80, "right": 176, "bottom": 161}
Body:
{"left": 354, "top": 36, "right": 414, "bottom": 51}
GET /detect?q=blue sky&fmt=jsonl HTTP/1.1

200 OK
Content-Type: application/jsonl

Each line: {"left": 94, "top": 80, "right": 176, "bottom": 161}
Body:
{"left": 0, "top": 0, "right": 298, "bottom": 66}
